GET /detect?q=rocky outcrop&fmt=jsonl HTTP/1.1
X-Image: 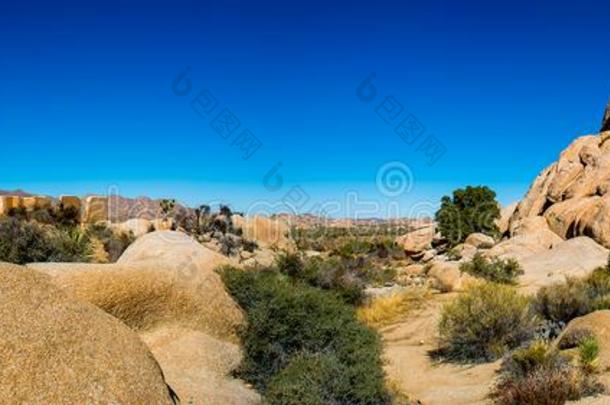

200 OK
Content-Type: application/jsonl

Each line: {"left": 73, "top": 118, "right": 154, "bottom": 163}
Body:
{"left": 232, "top": 215, "right": 295, "bottom": 251}
{"left": 427, "top": 261, "right": 475, "bottom": 293}
{"left": 0, "top": 196, "right": 23, "bottom": 215}
{"left": 59, "top": 195, "right": 81, "bottom": 210}
{"left": 518, "top": 237, "right": 608, "bottom": 291}
{"left": 487, "top": 216, "right": 563, "bottom": 261}
{"left": 28, "top": 231, "right": 258, "bottom": 404}
{"left": 496, "top": 202, "right": 518, "bottom": 235}
{"left": 464, "top": 233, "right": 495, "bottom": 248}
{"left": 83, "top": 196, "right": 109, "bottom": 223}
{"left": 22, "top": 196, "right": 52, "bottom": 211}
{"left": 0, "top": 263, "right": 174, "bottom": 403}
{"left": 396, "top": 224, "right": 436, "bottom": 255}
{"left": 141, "top": 327, "right": 260, "bottom": 405}
{"left": 558, "top": 310, "right": 610, "bottom": 373}
{"left": 509, "top": 130, "right": 610, "bottom": 249}
{"left": 31, "top": 231, "right": 241, "bottom": 340}
{"left": 114, "top": 218, "right": 153, "bottom": 237}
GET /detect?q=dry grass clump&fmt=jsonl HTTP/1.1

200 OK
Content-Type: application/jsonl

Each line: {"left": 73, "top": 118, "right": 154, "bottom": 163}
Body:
{"left": 30, "top": 261, "right": 244, "bottom": 343}
{"left": 490, "top": 339, "right": 604, "bottom": 404}
{"left": 357, "top": 289, "right": 430, "bottom": 328}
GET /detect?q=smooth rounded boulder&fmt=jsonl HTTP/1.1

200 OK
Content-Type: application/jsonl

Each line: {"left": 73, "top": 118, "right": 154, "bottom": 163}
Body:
{"left": 0, "top": 262, "right": 175, "bottom": 404}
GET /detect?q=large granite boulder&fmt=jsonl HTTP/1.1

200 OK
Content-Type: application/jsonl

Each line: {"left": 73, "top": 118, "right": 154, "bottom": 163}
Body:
{"left": 0, "top": 263, "right": 175, "bottom": 403}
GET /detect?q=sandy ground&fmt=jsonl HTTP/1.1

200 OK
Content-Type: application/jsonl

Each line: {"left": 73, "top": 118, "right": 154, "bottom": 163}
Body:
{"left": 380, "top": 294, "right": 500, "bottom": 405}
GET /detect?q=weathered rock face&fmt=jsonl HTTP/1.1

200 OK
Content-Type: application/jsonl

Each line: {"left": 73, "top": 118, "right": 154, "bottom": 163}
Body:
{"left": 509, "top": 131, "right": 610, "bottom": 248}
{"left": 83, "top": 196, "right": 109, "bottom": 223}
{"left": 396, "top": 224, "right": 436, "bottom": 255}
{"left": 0, "top": 263, "right": 174, "bottom": 403}
{"left": 28, "top": 231, "right": 255, "bottom": 404}
{"left": 232, "top": 215, "right": 295, "bottom": 251}
{"left": 518, "top": 237, "right": 609, "bottom": 291}
{"left": 464, "top": 233, "right": 495, "bottom": 248}
{"left": 114, "top": 218, "right": 153, "bottom": 237}
{"left": 59, "top": 195, "right": 81, "bottom": 211}
{"left": 22, "top": 196, "right": 52, "bottom": 211}
{"left": 496, "top": 202, "right": 518, "bottom": 235}
{"left": 31, "top": 231, "right": 242, "bottom": 341}
{"left": 427, "top": 261, "right": 475, "bottom": 293}
{"left": 0, "top": 195, "right": 23, "bottom": 215}
{"left": 557, "top": 310, "right": 610, "bottom": 372}
{"left": 487, "top": 216, "right": 563, "bottom": 261}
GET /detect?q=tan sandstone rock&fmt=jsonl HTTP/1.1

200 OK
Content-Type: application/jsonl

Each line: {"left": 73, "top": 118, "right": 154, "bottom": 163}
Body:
{"left": 30, "top": 231, "right": 241, "bottom": 341}
{"left": 59, "top": 195, "right": 81, "bottom": 210}
{"left": 141, "top": 327, "right": 260, "bottom": 405}
{"left": 114, "top": 218, "right": 153, "bottom": 238}
{"left": 396, "top": 224, "right": 436, "bottom": 255}
{"left": 0, "top": 196, "right": 23, "bottom": 215}
{"left": 496, "top": 202, "right": 518, "bottom": 235}
{"left": 28, "top": 231, "right": 258, "bottom": 405}
{"left": 464, "top": 232, "right": 495, "bottom": 248}
{"left": 557, "top": 310, "right": 610, "bottom": 373}
{"left": 232, "top": 214, "right": 295, "bottom": 251}
{"left": 22, "top": 196, "right": 52, "bottom": 211}
{"left": 427, "top": 261, "right": 475, "bottom": 293}
{"left": 0, "top": 262, "right": 174, "bottom": 404}
{"left": 83, "top": 196, "right": 109, "bottom": 223}
{"left": 509, "top": 131, "right": 610, "bottom": 249}
{"left": 487, "top": 216, "right": 563, "bottom": 261}
{"left": 518, "top": 237, "right": 609, "bottom": 291}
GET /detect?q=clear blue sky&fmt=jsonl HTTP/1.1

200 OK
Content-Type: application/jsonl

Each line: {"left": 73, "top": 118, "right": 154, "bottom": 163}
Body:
{"left": 1, "top": 0, "right": 609, "bottom": 216}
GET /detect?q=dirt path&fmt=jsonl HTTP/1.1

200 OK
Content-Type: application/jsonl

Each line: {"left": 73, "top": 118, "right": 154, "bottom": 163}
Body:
{"left": 380, "top": 294, "right": 500, "bottom": 404}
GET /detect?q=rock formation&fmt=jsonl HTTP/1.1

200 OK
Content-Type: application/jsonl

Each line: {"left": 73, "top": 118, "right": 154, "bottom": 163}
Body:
{"left": 59, "top": 195, "right": 81, "bottom": 210}
{"left": 232, "top": 214, "right": 295, "bottom": 251}
{"left": 28, "top": 231, "right": 259, "bottom": 404}
{"left": 0, "top": 263, "right": 175, "bottom": 403}
{"left": 83, "top": 196, "right": 109, "bottom": 223}
{"left": 509, "top": 130, "right": 610, "bottom": 249}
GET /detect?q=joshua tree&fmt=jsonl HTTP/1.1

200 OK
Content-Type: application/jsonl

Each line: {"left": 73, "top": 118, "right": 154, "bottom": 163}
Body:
{"left": 602, "top": 98, "right": 610, "bottom": 132}
{"left": 160, "top": 199, "right": 176, "bottom": 219}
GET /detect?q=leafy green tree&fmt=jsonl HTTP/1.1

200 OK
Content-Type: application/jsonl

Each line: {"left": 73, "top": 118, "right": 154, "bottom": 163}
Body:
{"left": 435, "top": 185, "right": 500, "bottom": 246}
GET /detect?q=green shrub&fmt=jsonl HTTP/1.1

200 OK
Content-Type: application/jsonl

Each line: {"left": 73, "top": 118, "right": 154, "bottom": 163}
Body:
{"left": 460, "top": 253, "right": 523, "bottom": 284}
{"left": 533, "top": 267, "right": 610, "bottom": 326}
{"left": 276, "top": 252, "right": 305, "bottom": 279}
{"left": 219, "top": 267, "right": 390, "bottom": 404}
{"left": 491, "top": 339, "right": 603, "bottom": 404}
{"left": 579, "top": 337, "right": 600, "bottom": 374}
{"left": 265, "top": 353, "right": 349, "bottom": 405}
{"left": 46, "top": 228, "right": 92, "bottom": 262}
{"left": 0, "top": 218, "right": 56, "bottom": 264}
{"left": 0, "top": 218, "right": 91, "bottom": 264}
{"left": 438, "top": 282, "right": 537, "bottom": 361}
{"left": 435, "top": 186, "right": 500, "bottom": 247}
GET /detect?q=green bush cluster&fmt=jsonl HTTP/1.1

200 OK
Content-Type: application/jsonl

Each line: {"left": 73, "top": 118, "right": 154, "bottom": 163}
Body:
{"left": 435, "top": 186, "right": 500, "bottom": 247}
{"left": 460, "top": 253, "right": 523, "bottom": 285}
{"left": 220, "top": 266, "right": 390, "bottom": 404}
{"left": 0, "top": 217, "right": 91, "bottom": 264}
{"left": 533, "top": 266, "right": 610, "bottom": 325}
{"left": 438, "top": 282, "right": 537, "bottom": 361}
{"left": 275, "top": 252, "right": 396, "bottom": 305}
{"left": 0, "top": 217, "right": 134, "bottom": 265}
{"left": 491, "top": 339, "right": 603, "bottom": 404}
